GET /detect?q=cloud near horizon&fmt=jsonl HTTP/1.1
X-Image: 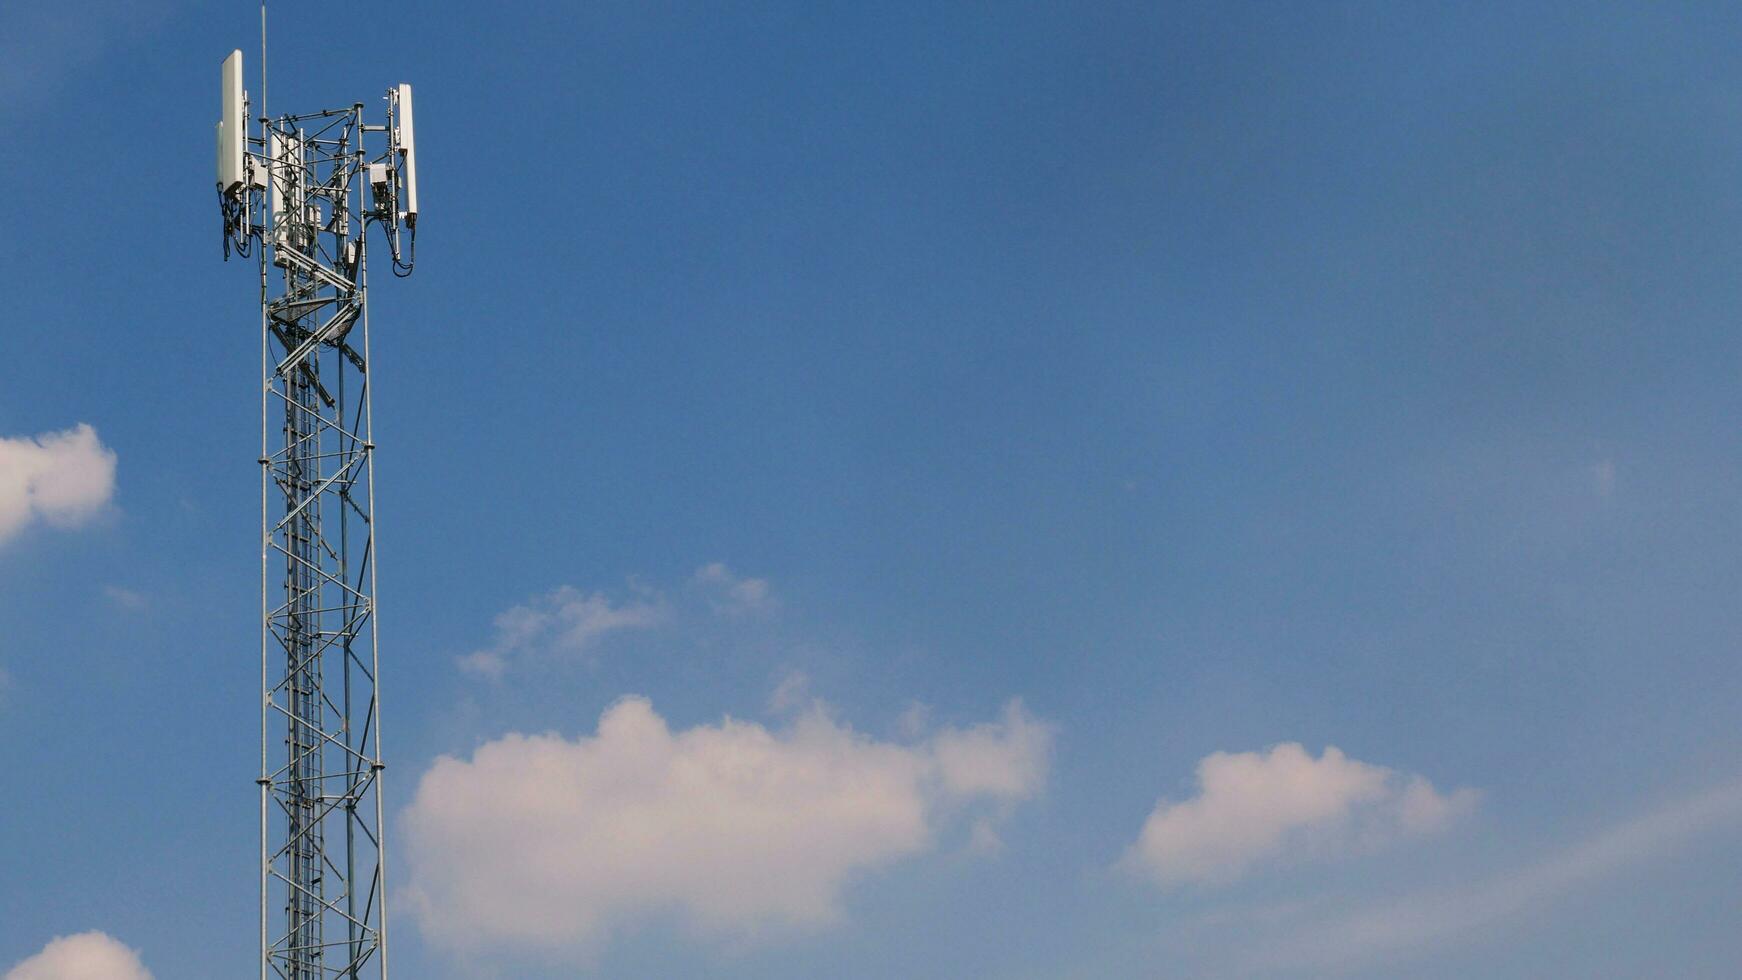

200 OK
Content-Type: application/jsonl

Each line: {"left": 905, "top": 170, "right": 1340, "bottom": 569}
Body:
{"left": 402, "top": 697, "right": 1052, "bottom": 954}
{"left": 0, "top": 424, "right": 116, "bottom": 547}
{"left": 3, "top": 932, "right": 151, "bottom": 980}
{"left": 1125, "top": 743, "right": 1477, "bottom": 886}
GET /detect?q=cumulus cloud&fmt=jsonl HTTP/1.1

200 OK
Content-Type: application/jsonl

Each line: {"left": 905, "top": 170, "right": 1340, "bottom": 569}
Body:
{"left": 1124, "top": 743, "right": 1477, "bottom": 886}
{"left": 896, "top": 701, "right": 932, "bottom": 739}
{"left": 0, "top": 425, "right": 116, "bottom": 546}
{"left": 457, "top": 585, "right": 662, "bottom": 678}
{"left": 693, "top": 562, "right": 776, "bottom": 616}
{"left": 932, "top": 701, "right": 1053, "bottom": 801}
{"left": 402, "top": 696, "right": 1052, "bottom": 953}
{"left": 4, "top": 932, "right": 151, "bottom": 980}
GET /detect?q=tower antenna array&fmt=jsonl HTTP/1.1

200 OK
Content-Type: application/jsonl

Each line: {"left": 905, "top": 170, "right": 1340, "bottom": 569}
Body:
{"left": 216, "top": 42, "right": 419, "bottom": 980}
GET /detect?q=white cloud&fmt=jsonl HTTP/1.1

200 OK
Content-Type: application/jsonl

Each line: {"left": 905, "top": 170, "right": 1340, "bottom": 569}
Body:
{"left": 965, "top": 817, "right": 1006, "bottom": 857}
{"left": 1124, "top": 743, "right": 1477, "bottom": 886}
{"left": 694, "top": 562, "right": 776, "bottom": 616}
{"left": 0, "top": 425, "right": 116, "bottom": 547}
{"left": 896, "top": 701, "right": 932, "bottom": 739}
{"left": 460, "top": 567, "right": 781, "bottom": 677}
{"left": 402, "top": 696, "right": 1052, "bottom": 954}
{"left": 457, "top": 585, "right": 662, "bottom": 678}
{"left": 1261, "top": 775, "right": 1742, "bottom": 970}
{"left": 4, "top": 932, "right": 151, "bottom": 980}
{"left": 101, "top": 586, "right": 145, "bottom": 612}
{"left": 767, "top": 670, "right": 812, "bottom": 714}
{"left": 932, "top": 700, "right": 1053, "bottom": 801}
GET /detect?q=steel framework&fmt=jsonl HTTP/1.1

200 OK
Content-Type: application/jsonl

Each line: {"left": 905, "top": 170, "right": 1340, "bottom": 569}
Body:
{"left": 220, "top": 58, "right": 416, "bottom": 980}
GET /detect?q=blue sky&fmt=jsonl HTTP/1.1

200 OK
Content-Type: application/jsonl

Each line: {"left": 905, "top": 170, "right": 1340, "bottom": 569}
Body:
{"left": 4, "top": 1, "right": 1742, "bottom": 977}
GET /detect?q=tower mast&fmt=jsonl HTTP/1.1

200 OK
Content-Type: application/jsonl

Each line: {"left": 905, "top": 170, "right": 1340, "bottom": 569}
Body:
{"left": 217, "top": 43, "right": 418, "bottom": 980}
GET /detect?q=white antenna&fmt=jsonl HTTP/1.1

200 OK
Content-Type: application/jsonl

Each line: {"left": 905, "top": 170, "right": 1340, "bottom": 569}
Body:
{"left": 268, "top": 131, "right": 293, "bottom": 233}
{"left": 218, "top": 49, "right": 245, "bottom": 193}
{"left": 394, "top": 83, "right": 417, "bottom": 227}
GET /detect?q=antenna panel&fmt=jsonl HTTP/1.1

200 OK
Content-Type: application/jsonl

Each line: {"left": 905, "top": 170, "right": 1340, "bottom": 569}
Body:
{"left": 219, "top": 50, "right": 245, "bottom": 192}
{"left": 396, "top": 83, "right": 418, "bottom": 225}
{"left": 268, "top": 131, "right": 286, "bottom": 220}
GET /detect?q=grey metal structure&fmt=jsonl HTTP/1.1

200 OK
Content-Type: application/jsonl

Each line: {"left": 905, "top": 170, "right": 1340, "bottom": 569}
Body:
{"left": 217, "top": 45, "right": 417, "bottom": 980}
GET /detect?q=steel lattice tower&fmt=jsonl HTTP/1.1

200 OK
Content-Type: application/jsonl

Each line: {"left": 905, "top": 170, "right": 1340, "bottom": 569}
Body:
{"left": 216, "top": 44, "right": 418, "bottom": 980}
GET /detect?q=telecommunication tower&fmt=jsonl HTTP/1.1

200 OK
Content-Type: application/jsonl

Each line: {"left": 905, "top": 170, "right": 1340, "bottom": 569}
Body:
{"left": 216, "top": 38, "right": 419, "bottom": 979}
